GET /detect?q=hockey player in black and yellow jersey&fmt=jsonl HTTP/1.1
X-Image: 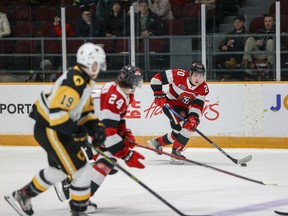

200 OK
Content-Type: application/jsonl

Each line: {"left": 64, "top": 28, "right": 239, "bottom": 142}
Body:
{"left": 4, "top": 42, "right": 107, "bottom": 216}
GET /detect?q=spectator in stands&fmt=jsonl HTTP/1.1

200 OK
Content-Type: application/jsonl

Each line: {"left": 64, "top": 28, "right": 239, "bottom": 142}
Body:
{"left": 95, "top": 0, "right": 114, "bottom": 22}
{"left": 27, "top": 59, "right": 53, "bottom": 82}
{"left": 134, "top": 0, "right": 164, "bottom": 36}
{"left": 0, "top": 12, "right": 11, "bottom": 37}
{"left": 216, "top": 15, "right": 249, "bottom": 69}
{"left": 241, "top": 14, "right": 275, "bottom": 69}
{"left": 53, "top": 16, "right": 75, "bottom": 37}
{"left": 76, "top": 5, "right": 103, "bottom": 37}
{"left": 129, "top": 0, "right": 151, "bottom": 14}
{"left": 150, "top": 0, "right": 174, "bottom": 21}
{"left": 104, "top": 0, "right": 129, "bottom": 37}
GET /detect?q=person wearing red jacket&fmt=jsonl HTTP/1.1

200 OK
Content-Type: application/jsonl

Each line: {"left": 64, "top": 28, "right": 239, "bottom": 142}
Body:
{"left": 148, "top": 62, "right": 209, "bottom": 164}
{"left": 53, "top": 16, "right": 75, "bottom": 37}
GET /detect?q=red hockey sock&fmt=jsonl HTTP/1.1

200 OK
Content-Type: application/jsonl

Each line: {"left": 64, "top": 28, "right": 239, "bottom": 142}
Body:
{"left": 172, "top": 140, "right": 185, "bottom": 151}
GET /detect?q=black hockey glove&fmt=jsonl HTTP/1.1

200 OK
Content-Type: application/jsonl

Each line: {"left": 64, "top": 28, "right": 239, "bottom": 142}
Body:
{"left": 71, "top": 125, "right": 88, "bottom": 146}
{"left": 91, "top": 121, "right": 106, "bottom": 147}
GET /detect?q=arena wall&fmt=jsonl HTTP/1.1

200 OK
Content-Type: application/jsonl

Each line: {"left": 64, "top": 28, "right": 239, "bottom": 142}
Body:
{"left": 0, "top": 82, "right": 287, "bottom": 148}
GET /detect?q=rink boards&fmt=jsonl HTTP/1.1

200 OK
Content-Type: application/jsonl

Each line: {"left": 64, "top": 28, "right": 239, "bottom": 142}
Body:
{"left": 0, "top": 82, "right": 287, "bottom": 148}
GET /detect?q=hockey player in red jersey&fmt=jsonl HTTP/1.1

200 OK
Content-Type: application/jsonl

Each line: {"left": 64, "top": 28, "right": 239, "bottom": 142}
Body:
{"left": 88, "top": 65, "right": 145, "bottom": 198}
{"left": 54, "top": 65, "right": 145, "bottom": 211}
{"left": 148, "top": 62, "right": 209, "bottom": 164}
{"left": 4, "top": 42, "right": 107, "bottom": 216}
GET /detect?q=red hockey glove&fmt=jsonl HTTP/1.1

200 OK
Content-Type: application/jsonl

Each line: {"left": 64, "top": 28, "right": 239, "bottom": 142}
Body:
{"left": 154, "top": 91, "right": 166, "bottom": 107}
{"left": 119, "top": 129, "right": 136, "bottom": 148}
{"left": 122, "top": 150, "right": 145, "bottom": 169}
{"left": 183, "top": 116, "right": 199, "bottom": 132}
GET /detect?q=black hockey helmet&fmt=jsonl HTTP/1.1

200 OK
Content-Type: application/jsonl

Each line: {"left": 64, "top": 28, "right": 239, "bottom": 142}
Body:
{"left": 190, "top": 61, "right": 206, "bottom": 75}
{"left": 118, "top": 65, "right": 143, "bottom": 89}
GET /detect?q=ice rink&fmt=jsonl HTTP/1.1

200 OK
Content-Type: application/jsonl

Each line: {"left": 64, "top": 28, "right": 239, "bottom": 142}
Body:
{"left": 1, "top": 146, "right": 288, "bottom": 216}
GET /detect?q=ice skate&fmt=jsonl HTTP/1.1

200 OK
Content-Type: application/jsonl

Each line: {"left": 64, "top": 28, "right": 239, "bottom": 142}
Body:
{"left": 170, "top": 148, "right": 186, "bottom": 165}
{"left": 5, "top": 188, "right": 34, "bottom": 216}
{"left": 147, "top": 138, "right": 163, "bottom": 155}
{"left": 84, "top": 201, "right": 97, "bottom": 214}
{"left": 54, "top": 177, "right": 71, "bottom": 202}
{"left": 71, "top": 210, "right": 88, "bottom": 216}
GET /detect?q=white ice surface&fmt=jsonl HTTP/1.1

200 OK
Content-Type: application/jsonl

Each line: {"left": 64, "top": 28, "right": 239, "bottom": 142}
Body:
{"left": 0, "top": 146, "right": 288, "bottom": 216}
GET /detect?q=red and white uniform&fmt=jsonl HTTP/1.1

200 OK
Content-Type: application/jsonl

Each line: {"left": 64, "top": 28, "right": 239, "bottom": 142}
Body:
{"left": 151, "top": 69, "right": 209, "bottom": 118}
{"left": 100, "top": 82, "right": 134, "bottom": 158}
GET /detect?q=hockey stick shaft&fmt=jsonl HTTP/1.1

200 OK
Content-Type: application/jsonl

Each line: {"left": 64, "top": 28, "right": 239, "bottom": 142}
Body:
{"left": 86, "top": 143, "right": 189, "bottom": 216}
{"left": 164, "top": 104, "right": 251, "bottom": 165}
{"left": 133, "top": 142, "right": 277, "bottom": 186}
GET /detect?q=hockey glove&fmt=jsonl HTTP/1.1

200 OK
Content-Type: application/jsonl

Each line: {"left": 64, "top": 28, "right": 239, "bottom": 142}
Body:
{"left": 183, "top": 116, "right": 199, "bottom": 132}
{"left": 122, "top": 150, "right": 145, "bottom": 169}
{"left": 71, "top": 125, "right": 88, "bottom": 146}
{"left": 91, "top": 121, "right": 106, "bottom": 147}
{"left": 119, "top": 129, "right": 135, "bottom": 148}
{"left": 154, "top": 91, "right": 166, "bottom": 107}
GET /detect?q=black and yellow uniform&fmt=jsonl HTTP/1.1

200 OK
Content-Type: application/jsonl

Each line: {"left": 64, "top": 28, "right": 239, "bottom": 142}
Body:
{"left": 30, "top": 65, "right": 97, "bottom": 172}
{"left": 25, "top": 65, "right": 100, "bottom": 212}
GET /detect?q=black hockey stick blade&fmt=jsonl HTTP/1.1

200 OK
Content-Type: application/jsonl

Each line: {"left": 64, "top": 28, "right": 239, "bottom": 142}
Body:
{"left": 134, "top": 142, "right": 278, "bottom": 186}
{"left": 275, "top": 210, "right": 288, "bottom": 215}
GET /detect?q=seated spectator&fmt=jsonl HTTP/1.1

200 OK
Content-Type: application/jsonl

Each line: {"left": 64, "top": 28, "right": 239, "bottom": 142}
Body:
{"left": 53, "top": 16, "right": 75, "bottom": 37}
{"left": 216, "top": 15, "right": 249, "bottom": 69}
{"left": 150, "top": 0, "right": 174, "bottom": 21}
{"left": 26, "top": 59, "right": 52, "bottom": 82}
{"left": 134, "top": 0, "right": 164, "bottom": 36}
{"left": 104, "top": 0, "right": 129, "bottom": 37}
{"left": 95, "top": 0, "right": 114, "bottom": 22}
{"left": 241, "top": 14, "right": 275, "bottom": 69}
{"left": 75, "top": 5, "right": 103, "bottom": 37}
{"left": 0, "top": 12, "right": 11, "bottom": 37}
{"left": 129, "top": 0, "right": 152, "bottom": 14}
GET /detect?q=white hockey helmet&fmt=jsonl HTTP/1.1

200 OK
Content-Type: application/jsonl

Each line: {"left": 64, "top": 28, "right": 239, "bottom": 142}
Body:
{"left": 76, "top": 42, "right": 107, "bottom": 79}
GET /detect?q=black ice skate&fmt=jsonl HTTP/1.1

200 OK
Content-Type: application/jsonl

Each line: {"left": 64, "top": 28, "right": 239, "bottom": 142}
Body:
{"left": 147, "top": 138, "right": 163, "bottom": 155}
{"left": 85, "top": 201, "right": 97, "bottom": 214}
{"left": 4, "top": 188, "right": 34, "bottom": 216}
{"left": 71, "top": 210, "right": 88, "bottom": 216}
{"left": 54, "top": 177, "right": 71, "bottom": 202}
{"left": 170, "top": 148, "right": 186, "bottom": 165}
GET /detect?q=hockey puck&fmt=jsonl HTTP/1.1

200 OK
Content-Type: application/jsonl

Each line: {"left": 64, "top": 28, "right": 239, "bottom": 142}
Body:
{"left": 241, "top": 163, "right": 247, "bottom": 167}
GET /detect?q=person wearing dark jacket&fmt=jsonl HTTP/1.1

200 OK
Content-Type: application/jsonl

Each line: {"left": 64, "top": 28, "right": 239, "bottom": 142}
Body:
{"left": 216, "top": 15, "right": 249, "bottom": 69}
{"left": 134, "top": 0, "right": 164, "bottom": 36}
{"left": 75, "top": 5, "right": 103, "bottom": 37}
{"left": 104, "top": 0, "right": 129, "bottom": 37}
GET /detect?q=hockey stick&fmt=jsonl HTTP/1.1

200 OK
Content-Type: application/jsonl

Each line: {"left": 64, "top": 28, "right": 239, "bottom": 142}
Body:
{"left": 86, "top": 142, "right": 210, "bottom": 216}
{"left": 132, "top": 141, "right": 278, "bottom": 186}
{"left": 164, "top": 104, "right": 252, "bottom": 165}
{"left": 275, "top": 211, "right": 288, "bottom": 215}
